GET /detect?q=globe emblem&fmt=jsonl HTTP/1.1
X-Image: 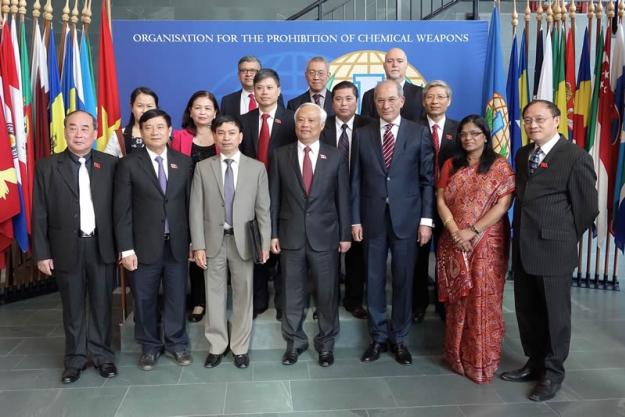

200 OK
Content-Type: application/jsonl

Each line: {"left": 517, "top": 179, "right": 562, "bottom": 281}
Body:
{"left": 485, "top": 93, "right": 510, "bottom": 157}
{"left": 328, "top": 50, "right": 426, "bottom": 103}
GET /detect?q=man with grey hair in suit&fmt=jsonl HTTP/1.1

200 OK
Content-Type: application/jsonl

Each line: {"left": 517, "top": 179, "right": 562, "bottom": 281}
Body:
{"left": 190, "top": 115, "right": 271, "bottom": 369}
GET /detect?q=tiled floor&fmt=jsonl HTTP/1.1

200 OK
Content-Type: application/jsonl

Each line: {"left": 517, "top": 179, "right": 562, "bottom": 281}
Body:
{"left": 0, "top": 283, "right": 625, "bottom": 417}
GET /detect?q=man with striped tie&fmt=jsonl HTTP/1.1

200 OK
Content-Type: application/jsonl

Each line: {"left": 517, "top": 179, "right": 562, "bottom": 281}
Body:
{"left": 351, "top": 80, "right": 435, "bottom": 365}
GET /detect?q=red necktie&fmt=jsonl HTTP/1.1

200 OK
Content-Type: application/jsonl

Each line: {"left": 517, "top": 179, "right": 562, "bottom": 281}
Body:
{"left": 382, "top": 123, "right": 395, "bottom": 170}
{"left": 258, "top": 113, "right": 270, "bottom": 166}
{"left": 432, "top": 124, "right": 440, "bottom": 178}
{"left": 248, "top": 93, "right": 257, "bottom": 112}
{"left": 302, "top": 146, "right": 313, "bottom": 196}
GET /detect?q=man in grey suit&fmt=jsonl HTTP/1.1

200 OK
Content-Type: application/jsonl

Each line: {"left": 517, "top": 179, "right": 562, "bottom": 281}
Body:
{"left": 190, "top": 115, "right": 271, "bottom": 369}
{"left": 501, "top": 100, "right": 598, "bottom": 402}
{"left": 270, "top": 103, "right": 351, "bottom": 367}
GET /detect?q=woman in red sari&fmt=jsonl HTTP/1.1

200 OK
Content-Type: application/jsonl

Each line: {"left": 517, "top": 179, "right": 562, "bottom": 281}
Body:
{"left": 436, "top": 115, "right": 515, "bottom": 384}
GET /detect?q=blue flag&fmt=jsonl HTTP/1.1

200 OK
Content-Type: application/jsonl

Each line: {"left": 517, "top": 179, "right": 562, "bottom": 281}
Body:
{"left": 506, "top": 32, "right": 521, "bottom": 167}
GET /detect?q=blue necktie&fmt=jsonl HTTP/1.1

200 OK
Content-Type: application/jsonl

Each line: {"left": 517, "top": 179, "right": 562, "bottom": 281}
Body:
{"left": 224, "top": 159, "right": 234, "bottom": 227}
{"left": 528, "top": 146, "right": 542, "bottom": 175}
{"left": 155, "top": 156, "right": 169, "bottom": 233}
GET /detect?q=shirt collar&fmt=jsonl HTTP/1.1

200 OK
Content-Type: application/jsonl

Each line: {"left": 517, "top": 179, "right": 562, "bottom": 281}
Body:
{"left": 336, "top": 115, "right": 355, "bottom": 131}
{"left": 67, "top": 150, "right": 92, "bottom": 164}
{"left": 146, "top": 147, "right": 167, "bottom": 162}
{"left": 220, "top": 151, "right": 241, "bottom": 164}
{"left": 427, "top": 115, "right": 446, "bottom": 132}
{"left": 380, "top": 115, "right": 402, "bottom": 130}
{"left": 259, "top": 105, "right": 278, "bottom": 119}
{"left": 298, "top": 140, "right": 320, "bottom": 154}
{"left": 536, "top": 133, "right": 560, "bottom": 155}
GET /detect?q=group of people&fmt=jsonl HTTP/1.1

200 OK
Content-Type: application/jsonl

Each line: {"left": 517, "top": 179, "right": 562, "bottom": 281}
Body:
{"left": 32, "top": 46, "right": 599, "bottom": 403}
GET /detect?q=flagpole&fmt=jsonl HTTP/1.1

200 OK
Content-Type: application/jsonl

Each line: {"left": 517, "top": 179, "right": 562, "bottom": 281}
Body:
{"left": 589, "top": 0, "right": 595, "bottom": 48}
{"left": 512, "top": 0, "right": 518, "bottom": 36}
{"left": 81, "top": 0, "right": 91, "bottom": 36}
{"left": 31, "top": 0, "right": 40, "bottom": 47}
{"left": 58, "top": 0, "right": 69, "bottom": 74}
{"left": 554, "top": 0, "right": 560, "bottom": 32}
{"left": 594, "top": 0, "right": 604, "bottom": 290}
{"left": 525, "top": 1, "right": 530, "bottom": 57}
{"left": 43, "top": 0, "right": 51, "bottom": 46}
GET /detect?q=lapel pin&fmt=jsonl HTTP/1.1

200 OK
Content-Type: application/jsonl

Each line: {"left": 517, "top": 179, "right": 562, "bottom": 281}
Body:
{"left": 93, "top": 162, "right": 101, "bottom": 169}
{"left": 170, "top": 163, "right": 178, "bottom": 169}
{"left": 275, "top": 118, "right": 282, "bottom": 125}
{"left": 539, "top": 162, "right": 548, "bottom": 168}
{"left": 320, "top": 154, "right": 327, "bottom": 159}
{"left": 445, "top": 133, "right": 453, "bottom": 140}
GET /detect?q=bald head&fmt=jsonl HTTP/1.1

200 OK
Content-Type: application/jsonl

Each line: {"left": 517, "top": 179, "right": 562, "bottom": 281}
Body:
{"left": 384, "top": 48, "right": 408, "bottom": 81}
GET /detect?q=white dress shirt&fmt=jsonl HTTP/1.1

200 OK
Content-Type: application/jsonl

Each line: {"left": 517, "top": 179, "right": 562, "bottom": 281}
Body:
{"left": 309, "top": 90, "right": 326, "bottom": 108}
{"left": 239, "top": 90, "right": 255, "bottom": 115}
{"left": 427, "top": 115, "right": 447, "bottom": 148}
{"left": 297, "top": 140, "right": 320, "bottom": 174}
{"left": 257, "top": 105, "right": 278, "bottom": 137}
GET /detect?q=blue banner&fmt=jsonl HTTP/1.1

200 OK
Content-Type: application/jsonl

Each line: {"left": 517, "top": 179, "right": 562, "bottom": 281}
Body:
{"left": 113, "top": 20, "right": 488, "bottom": 128}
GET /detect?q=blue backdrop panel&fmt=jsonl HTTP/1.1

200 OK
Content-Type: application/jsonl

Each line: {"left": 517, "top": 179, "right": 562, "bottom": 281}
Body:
{"left": 113, "top": 20, "right": 488, "bottom": 128}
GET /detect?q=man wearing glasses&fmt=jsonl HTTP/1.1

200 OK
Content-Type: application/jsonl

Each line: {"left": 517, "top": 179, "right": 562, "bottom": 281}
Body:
{"left": 220, "top": 55, "right": 285, "bottom": 117}
{"left": 287, "top": 56, "right": 335, "bottom": 117}
{"left": 501, "top": 99, "right": 598, "bottom": 401}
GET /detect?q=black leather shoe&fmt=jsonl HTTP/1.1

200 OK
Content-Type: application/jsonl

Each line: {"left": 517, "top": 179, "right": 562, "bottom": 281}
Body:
{"left": 188, "top": 306, "right": 205, "bottom": 322}
{"left": 361, "top": 342, "right": 387, "bottom": 363}
{"left": 390, "top": 343, "right": 412, "bottom": 365}
{"left": 276, "top": 308, "right": 283, "bottom": 321}
{"left": 96, "top": 363, "right": 117, "bottom": 378}
{"left": 318, "top": 351, "right": 334, "bottom": 367}
{"left": 412, "top": 310, "right": 426, "bottom": 323}
{"left": 204, "top": 353, "right": 223, "bottom": 368}
{"left": 282, "top": 346, "right": 307, "bottom": 365}
{"left": 500, "top": 365, "right": 541, "bottom": 382}
{"left": 61, "top": 366, "right": 84, "bottom": 384}
{"left": 346, "top": 305, "right": 368, "bottom": 320}
{"left": 233, "top": 353, "right": 250, "bottom": 369}
{"left": 172, "top": 351, "right": 193, "bottom": 366}
{"left": 528, "top": 378, "right": 561, "bottom": 402}
{"left": 139, "top": 351, "right": 161, "bottom": 371}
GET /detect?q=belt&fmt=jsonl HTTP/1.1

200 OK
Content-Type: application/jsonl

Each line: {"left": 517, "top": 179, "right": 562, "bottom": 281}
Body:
{"left": 79, "top": 230, "right": 96, "bottom": 238}
{"left": 163, "top": 233, "right": 171, "bottom": 240}
{"left": 224, "top": 228, "right": 234, "bottom": 236}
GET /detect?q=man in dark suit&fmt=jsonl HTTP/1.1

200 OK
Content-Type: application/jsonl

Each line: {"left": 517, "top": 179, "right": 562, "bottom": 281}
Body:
{"left": 220, "top": 56, "right": 285, "bottom": 117}
{"left": 360, "top": 48, "right": 424, "bottom": 122}
{"left": 412, "top": 80, "right": 461, "bottom": 323}
{"left": 352, "top": 80, "right": 434, "bottom": 365}
{"left": 501, "top": 100, "right": 598, "bottom": 402}
{"left": 115, "top": 109, "right": 194, "bottom": 371}
{"left": 33, "top": 110, "right": 118, "bottom": 384}
{"left": 240, "top": 68, "right": 296, "bottom": 320}
{"left": 320, "top": 81, "right": 371, "bottom": 320}
{"left": 270, "top": 103, "right": 351, "bottom": 367}
{"left": 287, "top": 56, "right": 334, "bottom": 117}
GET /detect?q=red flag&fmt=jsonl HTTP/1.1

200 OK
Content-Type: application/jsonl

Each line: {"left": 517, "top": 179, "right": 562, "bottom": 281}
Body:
{"left": 96, "top": 1, "right": 122, "bottom": 153}
{"left": 31, "top": 21, "right": 50, "bottom": 161}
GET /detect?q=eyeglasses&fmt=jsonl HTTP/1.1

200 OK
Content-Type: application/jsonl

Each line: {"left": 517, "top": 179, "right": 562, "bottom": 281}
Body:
{"left": 424, "top": 94, "right": 449, "bottom": 101}
{"left": 458, "top": 130, "right": 484, "bottom": 139}
{"left": 522, "top": 116, "right": 554, "bottom": 125}
{"left": 238, "top": 68, "right": 259, "bottom": 74}
{"left": 307, "top": 70, "right": 328, "bottom": 77}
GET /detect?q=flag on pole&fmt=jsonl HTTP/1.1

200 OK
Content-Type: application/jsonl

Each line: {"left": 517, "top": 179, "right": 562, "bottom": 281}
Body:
{"left": 519, "top": 28, "right": 530, "bottom": 146}
{"left": 31, "top": 21, "right": 50, "bottom": 160}
{"left": 80, "top": 31, "right": 96, "bottom": 118}
{"left": 19, "top": 16, "right": 34, "bottom": 235}
{"left": 60, "top": 26, "right": 84, "bottom": 113}
{"left": 506, "top": 31, "right": 521, "bottom": 166}
{"left": 536, "top": 27, "right": 553, "bottom": 101}
{"left": 482, "top": 3, "right": 510, "bottom": 158}
{"left": 96, "top": 1, "right": 122, "bottom": 152}
{"left": 565, "top": 25, "right": 577, "bottom": 140}
{"left": 554, "top": 25, "right": 568, "bottom": 138}
{"left": 573, "top": 27, "right": 592, "bottom": 149}
{"left": 612, "top": 21, "right": 625, "bottom": 251}
{"left": 0, "top": 85, "right": 19, "bottom": 268}
{"left": 48, "top": 26, "right": 66, "bottom": 153}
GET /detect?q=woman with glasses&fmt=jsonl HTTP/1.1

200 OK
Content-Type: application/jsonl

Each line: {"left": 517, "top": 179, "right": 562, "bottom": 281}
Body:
{"left": 435, "top": 115, "right": 515, "bottom": 384}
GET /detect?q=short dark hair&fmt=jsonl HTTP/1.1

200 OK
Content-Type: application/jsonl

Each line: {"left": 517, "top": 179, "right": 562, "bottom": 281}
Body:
{"left": 238, "top": 55, "right": 261, "bottom": 68}
{"left": 65, "top": 110, "right": 97, "bottom": 129}
{"left": 125, "top": 86, "right": 159, "bottom": 131}
{"left": 254, "top": 68, "right": 280, "bottom": 87}
{"left": 139, "top": 108, "right": 171, "bottom": 128}
{"left": 522, "top": 99, "right": 560, "bottom": 118}
{"left": 332, "top": 81, "right": 358, "bottom": 98}
{"left": 181, "top": 90, "right": 219, "bottom": 134}
{"left": 451, "top": 114, "right": 499, "bottom": 175}
{"left": 211, "top": 115, "right": 243, "bottom": 133}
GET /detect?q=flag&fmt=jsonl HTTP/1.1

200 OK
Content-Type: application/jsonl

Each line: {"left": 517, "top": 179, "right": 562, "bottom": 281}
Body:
{"left": 506, "top": 31, "right": 521, "bottom": 167}
{"left": 48, "top": 26, "right": 66, "bottom": 153}
{"left": 611, "top": 20, "right": 625, "bottom": 141}
{"left": 554, "top": 25, "right": 568, "bottom": 138}
{"left": 591, "top": 22, "right": 619, "bottom": 247}
{"left": 96, "top": 1, "right": 122, "bottom": 152}
{"left": 482, "top": 4, "right": 510, "bottom": 158}
{"left": 533, "top": 27, "right": 544, "bottom": 97}
{"left": 80, "top": 30, "right": 96, "bottom": 118}
{"left": 518, "top": 28, "right": 530, "bottom": 146}
{"left": 612, "top": 22, "right": 625, "bottom": 251}
{"left": 536, "top": 27, "right": 553, "bottom": 101}
{"left": 60, "top": 26, "right": 84, "bottom": 113}
{"left": 19, "top": 16, "right": 34, "bottom": 235}
{"left": 31, "top": 21, "right": 50, "bottom": 160}
{"left": 565, "top": 25, "right": 577, "bottom": 140}
{"left": 0, "top": 90, "right": 19, "bottom": 268}
{"left": 0, "top": 22, "right": 28, "bottom": 251}
{"left": 573, "top": 27, "right": 592, "bottom": 149}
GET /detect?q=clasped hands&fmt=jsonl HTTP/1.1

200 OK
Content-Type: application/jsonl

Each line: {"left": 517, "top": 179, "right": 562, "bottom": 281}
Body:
{"left": 451, "top": 228, "right": 477, "bottom": 252}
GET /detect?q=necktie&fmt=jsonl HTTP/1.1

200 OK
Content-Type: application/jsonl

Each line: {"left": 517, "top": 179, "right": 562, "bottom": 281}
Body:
{"left": 248, "top": 93, "right": 257, "bottom": 112}
{"left": 78, "top": 157, "right": 95, "bottom": 234}
{"left": 155, "top": 155, "right": 170, "bottom": 233}
{"left": 338, "top": 123, "right": 350, "bottom": 168}
{"left": 382, "top": 123, "right": 395, "bottom": 170}
{"left": 302, "top": 146, "right": 313, "bottom": 196}
{"left": 224, "top": 159, "right": 234, "bottom": 226}
{"left": 258, "top": 113, "right": 270, "bottom": 167}
{"left": 431, "top": 124, "right": 441, "bottom": 178}
{"left": 313, "top": 93, "right": 322, "bottom": 106}
{"left": 528, "top": 146, "right": 543, "bottom": 175}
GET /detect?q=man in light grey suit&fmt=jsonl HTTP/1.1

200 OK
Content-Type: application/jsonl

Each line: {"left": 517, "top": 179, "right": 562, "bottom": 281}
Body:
{"left": 190, "top": 115, "right": 271, "bottom": 369}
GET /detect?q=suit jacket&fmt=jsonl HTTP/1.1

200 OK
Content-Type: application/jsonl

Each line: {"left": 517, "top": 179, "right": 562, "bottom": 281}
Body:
{"left": 189, "top": 154, "right": 271, "bottom": 260}
{"left": 287, "top": 90, "right": 335, "bottom": 116}
{"left": 114, "top": 147, "right": 193, "bottom": 264}
{"left": 220, "top": 89, "right": 285, "bottom": 117}
{"left": 32, "top": 150, "right": 117, "bottom": 272}
{"left": 351, "top": 118, "right": 434, "bottom": 239}
{"left": 270, "top": 142, "right": 351, "bottom": 251}
{"left": 239, "top": 107, "right": 296, "bottom": 167}
{"left": 360, "top": 82, "right": 424, "bottom": 122}
{"left": 319, "top": 115, "right": 372, "bottom": 168}
{"left": 513, "top": 137, "right": 598, "bottom": 276}
{"left": 416, "top": 115, "right": 460, "bottom": 170}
